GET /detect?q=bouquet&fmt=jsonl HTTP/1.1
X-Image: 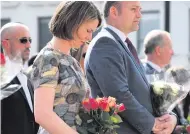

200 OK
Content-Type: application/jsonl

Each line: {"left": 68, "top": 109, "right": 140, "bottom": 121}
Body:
{"left": 76, "top": 96, "right": 126, "bottom": 134}
{"left": 150, "top": 67, "right": 190, "bottom": 117}
{"left": 0, "top": 52, "right": 21, "bottom": 100}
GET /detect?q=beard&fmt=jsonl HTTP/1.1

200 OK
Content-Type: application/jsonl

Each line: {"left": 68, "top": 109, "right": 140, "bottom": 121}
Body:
{"left": 11, "top": 50, "right": 23, "bottom": 64}
{"left": 5, "top": 55, "right": 23, "bottom": 81}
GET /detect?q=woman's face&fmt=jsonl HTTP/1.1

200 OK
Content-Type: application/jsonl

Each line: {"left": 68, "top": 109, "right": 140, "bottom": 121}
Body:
{"left": 72, "top": 19, "right": 99, "bottom": 48}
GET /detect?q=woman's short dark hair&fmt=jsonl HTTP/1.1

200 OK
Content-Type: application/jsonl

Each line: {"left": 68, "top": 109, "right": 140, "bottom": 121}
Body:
{"left": 49, "top": 1, "right": 102, "bottom": 40}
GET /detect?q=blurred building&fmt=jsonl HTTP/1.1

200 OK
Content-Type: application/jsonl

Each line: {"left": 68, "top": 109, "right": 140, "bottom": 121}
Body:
{"left": 1, "top": 1, "right": 190, "bottom": 68}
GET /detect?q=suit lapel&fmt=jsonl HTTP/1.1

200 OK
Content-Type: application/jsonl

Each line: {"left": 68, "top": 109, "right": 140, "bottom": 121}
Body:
{"left": 12, "top": 75, "right": 34, "bottom": 112}
{"left": 146, "top": 62, "right": 159, "bottom": 74}
{"left": 105, "top": 27, "right": 149, "bottom": 86}
{"left": 146, "top": 62, "right": 165, "bottom": 80}
{"left": 12, "top": 76, "right": 27, "bottom": 100}
{"left": 146, "top": 63, "right": 155, "bottom": 74}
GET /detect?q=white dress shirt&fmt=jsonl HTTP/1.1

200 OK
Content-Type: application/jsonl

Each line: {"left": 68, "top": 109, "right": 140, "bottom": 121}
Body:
{"left": 106, "top": 25, "right": 129, "bottom": 49}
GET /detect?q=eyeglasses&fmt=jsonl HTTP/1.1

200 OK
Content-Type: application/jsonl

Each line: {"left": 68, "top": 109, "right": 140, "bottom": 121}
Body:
{"left": 5, "top": 37, "right": 32, "bottom": 44}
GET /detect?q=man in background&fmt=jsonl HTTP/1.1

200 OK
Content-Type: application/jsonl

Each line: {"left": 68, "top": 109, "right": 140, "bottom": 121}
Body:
{"left": 142, "top": 30, "right": 174, "bottom": 82}
{"left": 1, "top": 22, "right": 38, "bottom": 134}
{"left": 142, "top": 30, "right": 188, "bottom": 127}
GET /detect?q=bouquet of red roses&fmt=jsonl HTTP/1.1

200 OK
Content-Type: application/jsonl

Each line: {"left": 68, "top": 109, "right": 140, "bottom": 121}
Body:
{"left": 76, "top": 96, "right": 126, "bottom": 134}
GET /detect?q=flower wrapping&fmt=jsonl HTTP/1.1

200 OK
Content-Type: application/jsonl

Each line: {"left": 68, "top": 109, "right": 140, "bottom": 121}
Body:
{"left": 150, "top": 67, "right": 190, "bottom": 117}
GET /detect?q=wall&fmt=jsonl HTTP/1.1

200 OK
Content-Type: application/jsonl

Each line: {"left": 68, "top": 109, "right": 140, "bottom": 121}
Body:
{"left": 170, "top": 1, "right": 190, "bottom": 68}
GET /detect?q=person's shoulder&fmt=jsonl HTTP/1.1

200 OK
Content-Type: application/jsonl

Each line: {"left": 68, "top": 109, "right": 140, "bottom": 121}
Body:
{"left": 91, "top": 29, "right": 118, "bottom": 47}
{"left": 33, "top": 48, "right": 60, "bottom": 67}
{"left": 96, "top": 28, "right": 114, "bottom": 39}
{"left": 141, "top": 59, "right": 147, "bottom": 67}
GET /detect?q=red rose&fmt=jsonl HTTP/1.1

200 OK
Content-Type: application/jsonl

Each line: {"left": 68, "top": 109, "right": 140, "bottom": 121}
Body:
{"left": 118, "top": 103, "right": 126, "bottom": 112}
{"left": 186, "top": 125, "right": 190, "bottom": 133}
{"left": 99, "top": 98, "right": 110, "bottom": 112}
{"left": 0, "top": 53, "right": 6, "bottom": 65}
{"left": 82, "top": 98, "right": 91, "bottom": 111}
{"left": 89, "top": 98, "right": 99, "bottom": 110}
{"left": 96, "top": 97, "right": 103, "bottom": 103}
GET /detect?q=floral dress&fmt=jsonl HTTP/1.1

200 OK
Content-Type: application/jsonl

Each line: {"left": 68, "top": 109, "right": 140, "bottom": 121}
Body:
{"left": 27, "top": 47, "right": 90, "bottom": 133}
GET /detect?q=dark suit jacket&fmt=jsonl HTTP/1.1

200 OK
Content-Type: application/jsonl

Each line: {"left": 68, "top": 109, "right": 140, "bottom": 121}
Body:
{"left": 142, "top": 61, "right": 165, "bottom": 83}
{"left": 142, "top": 61, "right": 159, "bottom": 75}
{"left": 1, "top": 75, "right": 39, "bottom": 134}
{"left": 85, "top": 27, "right": 155, "bottom": 134}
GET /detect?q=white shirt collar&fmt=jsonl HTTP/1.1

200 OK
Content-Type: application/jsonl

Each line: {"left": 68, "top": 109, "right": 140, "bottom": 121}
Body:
{"left": 106, "top": 24, "right": 127, "bottom": 43}
{"left": 147, "top": 60, "right": 162, "bottom": 73}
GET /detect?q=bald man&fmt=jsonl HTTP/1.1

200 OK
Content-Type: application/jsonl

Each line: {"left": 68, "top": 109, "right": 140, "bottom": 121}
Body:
{"left": 1, "top": 22, "right": 39, "bottom": 134}
{"left": 1, "top": 22, "right": 31, "bottom": 65}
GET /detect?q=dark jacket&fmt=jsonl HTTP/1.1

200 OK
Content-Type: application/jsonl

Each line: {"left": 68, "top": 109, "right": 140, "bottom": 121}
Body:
{"left": 1, "top": 75, "right": 39, "bottom": 134}
{"left": 85, "top": 27, "right": 154, "bottom": 134}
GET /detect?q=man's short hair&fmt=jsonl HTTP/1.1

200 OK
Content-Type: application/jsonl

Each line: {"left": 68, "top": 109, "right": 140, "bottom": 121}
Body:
{"left": 144, "top": 30, "right": 170, "bottom": 54}
{"left": 49, "top": 1, "right": 102, "bottom": 40}
{"left": 104, "top": 1, "right": 121, "bottom": 19}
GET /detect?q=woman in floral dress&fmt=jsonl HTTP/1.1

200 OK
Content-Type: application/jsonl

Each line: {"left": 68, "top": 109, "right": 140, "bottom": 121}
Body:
{"left": 27, "top": 1, "right": 101, "bottom": 134}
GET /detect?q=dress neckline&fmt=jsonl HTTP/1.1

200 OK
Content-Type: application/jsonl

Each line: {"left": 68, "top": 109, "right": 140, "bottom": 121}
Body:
{"left": 46, "top": 42, "right": 72, "bottom": 57}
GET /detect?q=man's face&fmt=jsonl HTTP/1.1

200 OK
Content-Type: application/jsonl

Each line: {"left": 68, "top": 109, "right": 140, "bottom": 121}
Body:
{"left": 116, "top": 1, "right": 142, "bottom": 34}
{"left": 160, "top": 36, "right": 174, "bottom": 66}
{"left": 8, "top": 26, "right": 31, "bottom": 63}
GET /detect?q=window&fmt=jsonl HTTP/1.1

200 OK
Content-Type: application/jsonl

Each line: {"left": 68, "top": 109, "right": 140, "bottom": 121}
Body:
{"left": 1, "top": 18, "right": 10, "bottom": 27}
{"left": 38, "top": 17, "right": 52, "bottom": 51}
{"left": 137, "top": 11, "right": 160, "bottom": 59}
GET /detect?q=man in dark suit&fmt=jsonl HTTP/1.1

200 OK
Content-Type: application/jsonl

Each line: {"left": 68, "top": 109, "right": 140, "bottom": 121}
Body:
{"left": 1, "top": 22, "right": 39, "bottom": 134}
{"left": 85, "top": 2, "right": 177, "bottom": 134}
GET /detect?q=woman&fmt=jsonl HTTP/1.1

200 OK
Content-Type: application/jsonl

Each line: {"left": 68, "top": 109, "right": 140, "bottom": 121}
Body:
{"left": 28, "top": 1, "right": 101, "bottom": 134}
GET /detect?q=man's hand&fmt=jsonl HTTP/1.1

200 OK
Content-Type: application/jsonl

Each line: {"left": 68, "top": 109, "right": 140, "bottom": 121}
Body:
{"left": 153, "top": 114, "right": 177, "bottom": 134}
{"left": 152, "top": 114, "right": 170, "bottom": 133}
